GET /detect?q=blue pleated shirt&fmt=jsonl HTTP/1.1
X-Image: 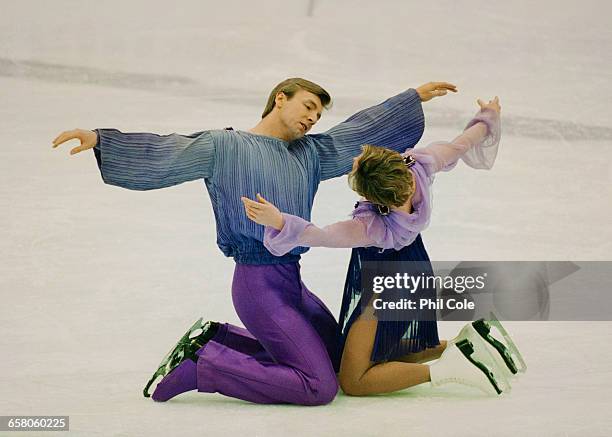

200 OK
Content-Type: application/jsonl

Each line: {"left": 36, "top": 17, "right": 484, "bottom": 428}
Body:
{"left": 93, "top": 89, "right": 424, "bottom": 264}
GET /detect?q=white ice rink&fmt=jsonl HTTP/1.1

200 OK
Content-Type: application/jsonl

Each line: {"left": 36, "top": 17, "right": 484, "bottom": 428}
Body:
{"left": 1, "top": 1, "right": 612, "bottom": 436}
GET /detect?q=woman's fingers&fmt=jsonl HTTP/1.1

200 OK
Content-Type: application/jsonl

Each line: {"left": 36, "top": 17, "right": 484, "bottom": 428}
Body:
{"left": 241, "top": 198, "right": 265, "bottom": 222}
{"left": 241, "top": 198, "right": 257, "bottom": 218}
{"left": 242, "top": 195, "right": 274, "bottom": 225}
{"left": 244, "top": 204, "right": 258, "bottom": 219}
{"left": 475, "top": 96, "right": 501, "bottom": 113}
{"left": 241, "top": 197, "right": 263, "bottom": 209}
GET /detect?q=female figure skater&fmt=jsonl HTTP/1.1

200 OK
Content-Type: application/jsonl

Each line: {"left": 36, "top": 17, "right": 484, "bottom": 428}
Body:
{"left": 243, "top": 97, "right": 526, "bottom": 396}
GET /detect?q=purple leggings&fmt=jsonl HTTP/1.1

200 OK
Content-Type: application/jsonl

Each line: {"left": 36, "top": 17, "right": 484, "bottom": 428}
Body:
{"left": 196, "top": 262, "right": 341, "bottom": 405}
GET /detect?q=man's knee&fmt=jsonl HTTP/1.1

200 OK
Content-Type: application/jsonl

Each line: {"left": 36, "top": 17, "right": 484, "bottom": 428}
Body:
{"left": 306, "top": 375, "right": 338, "bottom": 406}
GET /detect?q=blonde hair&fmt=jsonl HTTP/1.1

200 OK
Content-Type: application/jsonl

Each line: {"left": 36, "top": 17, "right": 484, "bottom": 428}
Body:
{"left": 348, "top": 144, "right": 415, "bottom": 207}
{"left": 261, "top": 78, "right": 332, "bottom": 118}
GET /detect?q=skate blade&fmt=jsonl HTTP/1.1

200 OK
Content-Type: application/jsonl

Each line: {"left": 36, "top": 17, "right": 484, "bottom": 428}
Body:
{"left": 143, "top": 368, "right": 165, "bottom": 398}
{"left": 487, "top": 312, "right": 527, "bottom": 373}
{"left": 469, "top": 336, "right": 512, "bottom": 394}
{"left": 472, "top": 319, "right": 518, "bottom": 375}
{"left": 455, "top": 339, "right": 504, "bottom": 396}
{"left": 143, "top": 317, "right": 207, "bottom": 398}
{"left": 452, "top": 324, "right": 514, "bottom": 379}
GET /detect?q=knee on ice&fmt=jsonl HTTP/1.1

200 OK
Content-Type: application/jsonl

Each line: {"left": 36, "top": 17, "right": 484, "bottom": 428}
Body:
{"left": 305, "top": 376, "right": 338, "bottom": 406}
{"left": 338, "top": 374, "right": 367, "bottom": 397}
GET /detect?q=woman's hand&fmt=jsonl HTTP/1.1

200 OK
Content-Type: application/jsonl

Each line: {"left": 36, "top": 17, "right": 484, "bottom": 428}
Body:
{"left": 241, "top": 194, "right": 284, "bottom": 230}
{"left": 416, "top": 82, "right": 458, "bottom": 102}
{"left": 477, "top": 96, "right": 501, "bottom": 114}
{"left": 52, "top": 129, "right": 98, "bottom": 155}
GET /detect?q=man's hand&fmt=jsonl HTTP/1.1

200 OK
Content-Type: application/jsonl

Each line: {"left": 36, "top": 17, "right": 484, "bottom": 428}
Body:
{"left": 477, "top": 96, "right": 501, "bottom": 114}
{"left": 241, "top": 194, "right": 285, "bottom": 230}
{"left": 52, "top": 129, "right": 98, "bottom": 155}
{"left": 416, "top": 82, "right": 458, "bottom": 102}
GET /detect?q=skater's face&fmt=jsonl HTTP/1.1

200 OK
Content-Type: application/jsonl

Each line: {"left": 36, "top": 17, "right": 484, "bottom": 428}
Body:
{"left": 275, "top": 89, "right": 323, "bottom": 140}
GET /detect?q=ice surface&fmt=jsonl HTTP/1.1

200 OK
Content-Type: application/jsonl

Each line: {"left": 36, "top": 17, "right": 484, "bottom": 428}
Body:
{"left": 1, "top": 1, "right": 611, "bottom": 436}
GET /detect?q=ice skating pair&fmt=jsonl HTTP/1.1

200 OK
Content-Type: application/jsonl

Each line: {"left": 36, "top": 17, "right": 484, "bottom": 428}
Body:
{"left": 430, "top": 313, "right": 526, "bottom": 396}
{"left": 143, "top": 318, "right": 219, "bottom": 400}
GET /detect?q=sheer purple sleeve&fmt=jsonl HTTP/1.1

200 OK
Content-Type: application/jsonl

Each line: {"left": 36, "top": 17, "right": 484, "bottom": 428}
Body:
{"left": 408, "top": 108, "right": 501, "bottom": 175}
{"left": 263, "top": 213, "right": 375, "bottom": 256}
{"left": 460, "top": 108, "right": 501, "bottom": 170}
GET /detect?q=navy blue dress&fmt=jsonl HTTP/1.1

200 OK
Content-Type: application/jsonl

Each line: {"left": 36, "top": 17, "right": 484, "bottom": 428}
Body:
{"left": 338, "top": 234, "right": 440, "bottom": 362}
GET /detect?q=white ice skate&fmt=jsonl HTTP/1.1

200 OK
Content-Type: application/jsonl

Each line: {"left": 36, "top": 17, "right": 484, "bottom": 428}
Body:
{"left": 430, "top": 338, "right": 509, "bottom": 395}
{"left": 451, "top": 312, "right": 526, "bottom": 379}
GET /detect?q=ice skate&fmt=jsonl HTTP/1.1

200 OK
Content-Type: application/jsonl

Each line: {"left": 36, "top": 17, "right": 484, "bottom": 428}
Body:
{"left": 430, "top": 338, "right": 508, "bottom": 395}
{"left": 143, "top": 318, "right": 219, "bottom": 398}
{"left": 483, "top": 312, "right": 527, "bottom": 373}
{"left": 451, "top": 313, "right": 526, "bottom": 378}
{"left": 451, "top": 322, "right": 513, "bottom": 381}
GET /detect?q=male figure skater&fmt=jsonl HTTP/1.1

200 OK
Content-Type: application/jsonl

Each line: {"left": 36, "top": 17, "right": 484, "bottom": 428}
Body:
{"left": 52, "top": 78, "right": 456, "bottom": 405}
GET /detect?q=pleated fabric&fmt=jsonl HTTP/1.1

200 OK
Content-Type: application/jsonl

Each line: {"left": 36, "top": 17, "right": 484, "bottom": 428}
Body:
{"left": 92, "top": 89, "right": 424, "bottom": 264}
{"left": 339, "top": 234, "right": 440, "bottom": 362}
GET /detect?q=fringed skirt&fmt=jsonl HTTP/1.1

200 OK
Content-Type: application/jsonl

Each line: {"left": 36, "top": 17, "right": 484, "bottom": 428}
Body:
{"left": 338, "top": 234, "right": 440, "bottom": 362}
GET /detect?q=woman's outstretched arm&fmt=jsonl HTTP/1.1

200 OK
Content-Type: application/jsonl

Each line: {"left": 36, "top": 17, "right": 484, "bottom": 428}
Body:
{"left": 410, "top": 97, "right": 501, "bottom": 174}
{"left": 242, "top": 194, "right": 375, "bottom": 256}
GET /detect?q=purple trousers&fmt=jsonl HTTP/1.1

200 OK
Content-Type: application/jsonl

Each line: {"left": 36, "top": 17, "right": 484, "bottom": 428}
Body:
{"left": 196, "top": 262, "right": 341, "bottom": 405}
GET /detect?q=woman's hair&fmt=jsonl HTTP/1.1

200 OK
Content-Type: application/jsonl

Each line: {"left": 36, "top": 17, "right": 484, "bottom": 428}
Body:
{"left": 348, "top": 144, "right": 415, "bottom": 207}
{"left": 261, "top": 78, "right": 332, "bottom": 118}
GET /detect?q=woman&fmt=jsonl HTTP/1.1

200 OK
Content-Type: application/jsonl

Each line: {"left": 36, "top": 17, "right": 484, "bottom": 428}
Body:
{"left": 243, "top": 97, "right": 526, "bottom": 396}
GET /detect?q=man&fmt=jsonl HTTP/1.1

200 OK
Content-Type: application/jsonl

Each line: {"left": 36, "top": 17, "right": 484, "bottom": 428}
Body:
{"left": 52, "top": 78, "right": 456, "bottom": 405}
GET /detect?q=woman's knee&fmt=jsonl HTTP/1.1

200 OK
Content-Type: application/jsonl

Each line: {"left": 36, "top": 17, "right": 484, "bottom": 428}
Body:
{"left": 339, "top": 371, "right": 367, "bottom": 396}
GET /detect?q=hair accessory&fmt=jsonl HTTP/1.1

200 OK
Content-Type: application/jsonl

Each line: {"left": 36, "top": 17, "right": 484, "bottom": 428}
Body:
{"left": 403, "top": 154, "right": 416, "bottom": 168}
{"left": 376, "top": 204, "right": 390, "bottom": 216}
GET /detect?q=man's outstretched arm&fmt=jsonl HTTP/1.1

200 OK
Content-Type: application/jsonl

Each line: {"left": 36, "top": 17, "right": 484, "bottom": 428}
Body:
{"left": 52, "top": 128, "right": 215, "bottom": 191}
{"left": 311, "top": 82, "right": 456, "bottom": 181}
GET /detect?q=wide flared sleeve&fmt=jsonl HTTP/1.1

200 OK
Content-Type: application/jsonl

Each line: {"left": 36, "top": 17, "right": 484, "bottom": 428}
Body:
{"left": 263, "top": 213, "right": 376, "bottom": 256}
{"left": 92, "top": 129, "right": 215, "bottom": 191}
{"left": 408, "top": 108, "right": 500, "bottom": 176}
{"left": 310, "top": 89, "right": 424, "bottom": 181}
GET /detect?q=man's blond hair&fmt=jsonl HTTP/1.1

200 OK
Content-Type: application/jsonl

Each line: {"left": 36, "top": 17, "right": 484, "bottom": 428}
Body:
{"left": 261, "top": 78, "right": 332, "bottom": 118}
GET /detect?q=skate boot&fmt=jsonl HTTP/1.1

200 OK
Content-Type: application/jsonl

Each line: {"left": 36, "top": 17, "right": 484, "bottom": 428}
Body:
{"left": 143, "top": 318, "right": 219, "bottom": 398}
{"left": 430, "top": 339, "right": 509, "bottom": 395}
